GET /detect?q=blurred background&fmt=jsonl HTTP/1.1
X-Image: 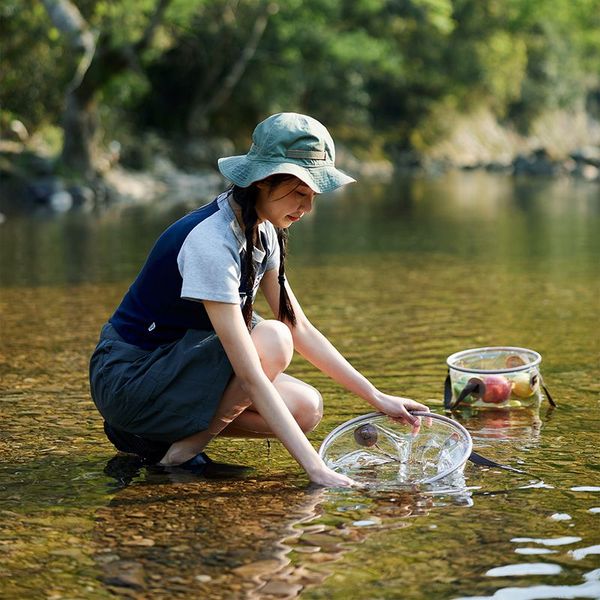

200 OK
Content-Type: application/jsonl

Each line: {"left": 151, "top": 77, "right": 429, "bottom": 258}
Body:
{"left": 1, "top": 0, "right": 599, "bottom": 208}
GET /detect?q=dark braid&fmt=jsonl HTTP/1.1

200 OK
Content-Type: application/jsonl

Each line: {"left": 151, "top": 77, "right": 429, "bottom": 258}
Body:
{"left": 231, "top": 174, "right": 298, "bottom": 329}
{"left": 231, "top": 185, "right": 259, "bottom": 329}
{"left": 276, "top": 227, "right": 296, "bottom": 326}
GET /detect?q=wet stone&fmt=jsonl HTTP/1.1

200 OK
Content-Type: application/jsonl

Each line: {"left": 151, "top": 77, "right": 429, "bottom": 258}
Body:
{"left": 292, "top": 546, "right": 321, "bottom": 554}
{"left": 95, "top": 553, "right": 120, "bottom": 564}
{"left": 305, "top": 552, "right": 340, "bottom": 563}
{"left": 231, "top": 559, "right": 284, "bottom": 578}
{"left": 102, "top": 560, "right": 146, "bottom": 590}
{"left": 260, "top": 580, "right": 304, "bottom": 596}
{"left": 122, "top": 537, "right": 155, "bottom": 547}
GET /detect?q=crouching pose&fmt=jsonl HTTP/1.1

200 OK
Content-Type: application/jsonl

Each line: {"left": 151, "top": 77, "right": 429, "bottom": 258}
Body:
{"left": 89, "top": 112, "right": 429, "bottom": 487}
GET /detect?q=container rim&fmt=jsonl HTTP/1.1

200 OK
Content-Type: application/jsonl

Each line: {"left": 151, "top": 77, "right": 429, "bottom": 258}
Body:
{"left": 446, "top": 346, "right": 541, "bottom": 374}
{"left": 318, "top": 411, "right": 473, "bottom": 484}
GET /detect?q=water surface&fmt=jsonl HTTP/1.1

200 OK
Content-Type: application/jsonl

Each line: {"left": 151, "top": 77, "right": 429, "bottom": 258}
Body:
{"left": 1, "top": 172, "right": 599, "bottom": 598}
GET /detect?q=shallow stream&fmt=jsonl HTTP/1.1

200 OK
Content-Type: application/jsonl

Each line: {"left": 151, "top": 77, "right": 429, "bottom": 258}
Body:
{"left": 1, "top": 172, "right": 599, "bottom": 598}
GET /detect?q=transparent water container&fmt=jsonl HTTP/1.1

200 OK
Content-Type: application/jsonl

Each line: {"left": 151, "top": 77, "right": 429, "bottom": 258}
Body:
{"left": 318, "top": 412, "right": 472, "bottom": 487}
{"left": 446, "top": 346, "right": 544, "bottom": 409}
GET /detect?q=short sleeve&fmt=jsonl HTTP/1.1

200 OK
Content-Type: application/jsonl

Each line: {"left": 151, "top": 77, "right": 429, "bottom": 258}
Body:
{"left": 177, "top": 224, "right": 241, "bottom": 304}
{"left": 264, "top": 223, "right": 280, "bottom": 272}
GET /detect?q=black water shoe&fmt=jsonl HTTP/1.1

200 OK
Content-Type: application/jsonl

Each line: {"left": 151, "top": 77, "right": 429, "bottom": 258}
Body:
{"left": 170, "top": 452, "right": 253, "bottom": 479}
{"left": 103, "top": 454, "right": 144, "bottom": 489}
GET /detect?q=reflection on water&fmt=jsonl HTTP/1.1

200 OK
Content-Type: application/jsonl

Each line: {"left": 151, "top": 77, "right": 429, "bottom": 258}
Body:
{"left": 0, "top": 173, "right": 599, "bottom": 598}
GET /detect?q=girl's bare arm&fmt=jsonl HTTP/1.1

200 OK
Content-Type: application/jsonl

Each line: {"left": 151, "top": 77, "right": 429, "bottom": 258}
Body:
{"left": 260, "top": 270, "right": 429, "bottom": 430}
{"left": 203, "top": 300, "right": 357, "bottom": 487}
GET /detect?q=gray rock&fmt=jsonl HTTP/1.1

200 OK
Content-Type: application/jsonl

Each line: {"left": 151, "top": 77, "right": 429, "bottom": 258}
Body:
{"left": 513, "top": 150, "right": 559, "bottom": 176}
{"left": 49, "top": 190, "right": 73, "bottom": 212}
{"left": 68, "top": 185, "right": 95, "bottom": 208}
{"left": 27, "top": 178, "right": 64, "bottom": 203}
{"left": 102, "top": 560, "right": 146, "bottom": 590}
{"left": 570, "top": 146, "right": 600, "bottom": 168}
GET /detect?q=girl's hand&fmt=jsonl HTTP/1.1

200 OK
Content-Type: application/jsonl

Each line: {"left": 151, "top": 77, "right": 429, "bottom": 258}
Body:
{"left": 308, "top": 465, "right": 362, "bottom": 488}
{"left": 372, "top": 392, "right": 430, "bottom": 434}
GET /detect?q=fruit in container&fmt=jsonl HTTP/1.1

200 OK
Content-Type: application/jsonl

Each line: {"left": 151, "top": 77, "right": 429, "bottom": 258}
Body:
{"left": 468, "top": 375, "right": 512, "bottom": 404}
{"left": 506, "top": 355, "right": 526, "bottom": 368}
{"left": 511, "top": 372, "right": 540, "bottom": 398}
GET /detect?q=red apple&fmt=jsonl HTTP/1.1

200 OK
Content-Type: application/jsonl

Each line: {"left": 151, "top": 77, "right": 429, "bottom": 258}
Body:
{"left": 481, "top": 375, "right": 512, "bottom": 403}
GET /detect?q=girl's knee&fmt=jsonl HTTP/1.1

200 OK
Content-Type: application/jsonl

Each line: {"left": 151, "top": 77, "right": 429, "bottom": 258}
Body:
{"left": 252, "top": 320, "right": 294, "bottom": 376}
{"left": 296, "top": 387, "right": 323, "bottom": 433}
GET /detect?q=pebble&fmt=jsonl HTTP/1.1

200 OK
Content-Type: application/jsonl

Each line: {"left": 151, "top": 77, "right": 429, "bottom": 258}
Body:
{"left": 352, "top": 519, "right": 379, "bottom": 527}
{"left": 260, "top": 581, "right": 303, "bottom": 596}
{"left": 123, "top": 537, "right": 155, "bottom": 547}
{"left": 304, "top": 552, "right": 339, "bottom": 563}
{"left": 95, "top": 553, "right": 120, "bottom": 564}
{"left": 232, "top": 559, "right": 284, "bottom": 578}
{"left": 102, "top": 560, "right": 146, "bottom": 590}
{"left": 292, "top": 546, "right": 321, "bottom": 554}
{"left": 549, "top": 513, "right": 572, "bottom": 521}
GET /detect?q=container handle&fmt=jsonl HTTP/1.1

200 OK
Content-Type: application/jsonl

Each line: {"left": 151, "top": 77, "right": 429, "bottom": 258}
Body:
{"left": 444, "top": 371, "right": 452, "bottom": 408}
{"left": 468, "top": 450, "right": 526, "bottom": 473}
{"left": 540, "top": 376, "right": 557, "bottom": 407}
{"left": 444, "top": 370, "right": 483, "bottom": 410}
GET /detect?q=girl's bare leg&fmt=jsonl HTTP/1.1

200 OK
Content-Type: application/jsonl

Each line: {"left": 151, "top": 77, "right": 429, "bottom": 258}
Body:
{"left": 159, "top": 320, "right": 321, "bottom": 465}
{"left": 220, "top": 373, "right": 323, "bottom": 437}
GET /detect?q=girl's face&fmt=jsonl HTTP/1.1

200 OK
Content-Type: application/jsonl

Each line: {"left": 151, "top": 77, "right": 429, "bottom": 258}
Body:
{"left": 255, "top": 177, "right": 316, "bottom": 228}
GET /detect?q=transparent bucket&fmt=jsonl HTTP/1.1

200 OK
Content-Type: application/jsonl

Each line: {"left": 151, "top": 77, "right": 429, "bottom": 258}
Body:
{"left": 318, "top": 412, "right": 472, "bottom": 487}
{"left": 446, "top": 346, "right": 543, "bottom": 410}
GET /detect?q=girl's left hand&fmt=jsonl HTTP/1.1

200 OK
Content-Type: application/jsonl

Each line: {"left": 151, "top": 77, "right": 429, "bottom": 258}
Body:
{"left": 372, "top": 392, "right": 430, "bottom": 434}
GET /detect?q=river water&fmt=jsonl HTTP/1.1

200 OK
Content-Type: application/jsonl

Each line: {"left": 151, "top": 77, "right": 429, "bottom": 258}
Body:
{"left": 0, "top": 172, "right": 599, "bottom": 599}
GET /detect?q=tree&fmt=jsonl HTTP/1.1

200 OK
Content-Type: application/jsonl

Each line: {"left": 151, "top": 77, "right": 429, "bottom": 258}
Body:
{"left": 41, "top": 0, "right": 172, "bottom": 177}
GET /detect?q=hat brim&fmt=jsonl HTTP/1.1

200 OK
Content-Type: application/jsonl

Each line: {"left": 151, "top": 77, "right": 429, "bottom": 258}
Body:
{"left": 218, "top": 155, "right": 356, "bottom": 194}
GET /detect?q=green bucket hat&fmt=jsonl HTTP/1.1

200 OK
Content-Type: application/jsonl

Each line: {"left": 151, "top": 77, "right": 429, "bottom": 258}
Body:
{"left": 218, "top": 113, "right": 356, "bottom": 193}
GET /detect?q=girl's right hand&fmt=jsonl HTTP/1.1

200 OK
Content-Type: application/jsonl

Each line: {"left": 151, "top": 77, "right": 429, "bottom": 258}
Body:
{"left": 308, "top": 465, "right": 362, "bottom": 488}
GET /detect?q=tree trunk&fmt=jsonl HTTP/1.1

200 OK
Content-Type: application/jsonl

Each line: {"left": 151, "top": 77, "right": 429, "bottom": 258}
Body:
{"left": 41, "top": 0, "right": 97, "bottom": 176}
{"left": 41, "top": 0, "right": 172, "bottom": 179}
{"left": 61, "top": 92, "right": 98, "bottom": 178}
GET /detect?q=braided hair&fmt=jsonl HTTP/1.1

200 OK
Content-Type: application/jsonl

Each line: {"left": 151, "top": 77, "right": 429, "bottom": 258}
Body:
{"left": 231, "top": 175, "right": 298, "bottom": 329}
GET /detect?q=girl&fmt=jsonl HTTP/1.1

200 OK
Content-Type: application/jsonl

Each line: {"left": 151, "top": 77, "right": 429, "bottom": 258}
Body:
{"left": 90, "top": 113, "right": 429, "bottom": 488}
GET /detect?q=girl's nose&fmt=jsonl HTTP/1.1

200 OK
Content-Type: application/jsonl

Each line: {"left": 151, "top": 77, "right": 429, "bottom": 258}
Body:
{"left": 302, "top": 195, "right": 315, "bottom": 213}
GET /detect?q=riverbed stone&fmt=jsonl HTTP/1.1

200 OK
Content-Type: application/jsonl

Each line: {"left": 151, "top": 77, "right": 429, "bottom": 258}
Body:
{"left": 260, "top": 580, "right": 304, "bottom": 597}
{"left": 102, "top": 559, "right": 146, "bottom": 589}
{"left": 231, "top": 558, "right": 283, "bottom": 578}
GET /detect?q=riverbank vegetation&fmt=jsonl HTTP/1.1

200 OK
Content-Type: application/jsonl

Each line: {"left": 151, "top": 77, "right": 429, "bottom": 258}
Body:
{"left": 1, "top": 0, "right": 599, "bottom": 201}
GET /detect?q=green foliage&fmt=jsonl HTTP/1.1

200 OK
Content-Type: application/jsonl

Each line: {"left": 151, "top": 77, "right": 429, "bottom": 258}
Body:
{"left": 2, "top": 0, "right": 599, "bottom": 159}
{"left": 0, "top": 0, "right": 76, "bottom": 131}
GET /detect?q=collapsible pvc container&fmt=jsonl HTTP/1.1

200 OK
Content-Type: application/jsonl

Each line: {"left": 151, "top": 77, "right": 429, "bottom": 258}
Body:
{"left": 318, "top": 412, "right": 472, "bottom": 486}
{"left": 446, "top": 346, "right": 545, "bottom": 410}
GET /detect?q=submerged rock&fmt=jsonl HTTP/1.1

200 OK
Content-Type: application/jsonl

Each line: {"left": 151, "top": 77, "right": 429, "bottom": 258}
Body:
{"left": 102, "top": 560, "right": 146, "bottom": 590}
